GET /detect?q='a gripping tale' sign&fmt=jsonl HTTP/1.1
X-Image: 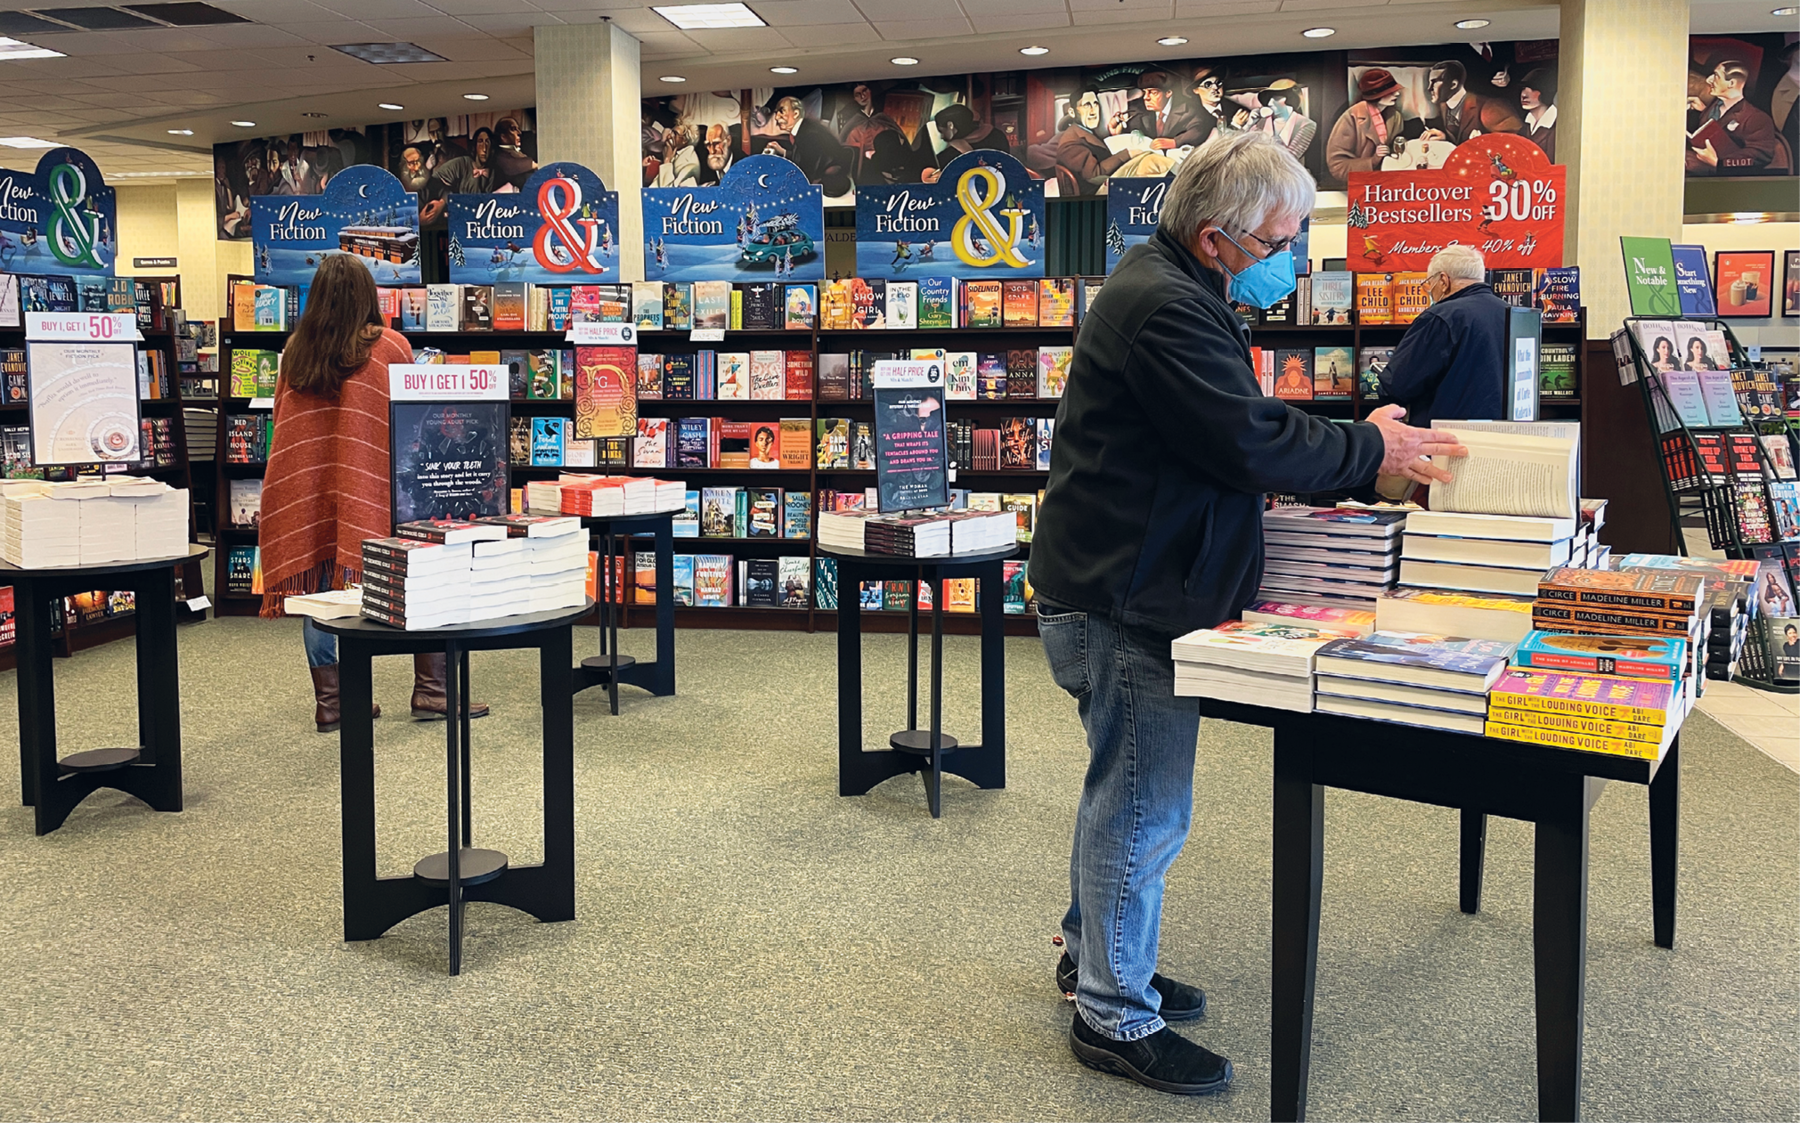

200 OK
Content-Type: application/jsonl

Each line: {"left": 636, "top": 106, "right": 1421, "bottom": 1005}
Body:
{"left": 641, "top": 154, "right": 825, "bottom": 283}
{"left": 855, "top": 150, "right": 1045, "bottom": 280}
{"left": 447, "top": 162, "right": 620, "bottom": 284}
{"left": 252, "top": 165, "right": 420, "bottom": 287}
{"left": 870, "top": 359, "right": 948, "bottom": 512}
{"left": 1345, "top": 134, "right": 1564, "bottom": 273}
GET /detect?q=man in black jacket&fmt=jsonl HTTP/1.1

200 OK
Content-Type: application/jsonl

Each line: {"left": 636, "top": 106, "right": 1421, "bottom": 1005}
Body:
{"left": 1379, "top": 244, "right": 1510, "bottom": 430}
{"left": 1030, "top": 130, "right": 1463, "bottom": 1096}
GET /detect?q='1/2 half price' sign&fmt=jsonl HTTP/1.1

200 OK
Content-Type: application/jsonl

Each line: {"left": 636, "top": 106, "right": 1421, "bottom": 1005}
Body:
{"left": 26, "top": 312, "right": 140, "bottom": 342}
{"left": 1344, "top": 134, "right": 1565, "bottom": 273}
{"left": 388, "top": 364, "right": 509, "bottom": 402}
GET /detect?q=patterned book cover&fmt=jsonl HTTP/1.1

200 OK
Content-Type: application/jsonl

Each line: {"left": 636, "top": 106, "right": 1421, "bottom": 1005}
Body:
{"left": 1488, "top": 706, "right": 1663, "bottom": 744}
{"left": 1314, "top": 632, "right": 1516, "bottom": 676}
{"left": 814, "top": 556, "right": 839, "bottom": 610}
{"left": 1487, "top": 669, "right": 1673, "bottom": 725}
{"left": 1536, "top": 567, "right": 1703, "bottom": 613}
{"left": 1513, "top": 630, "right": 1686, "bottom": 681}
{"left": 1001, "top": 280, "right": 1038, "bottom": 327}
{"left": 1038, "top": 277, "right": 1075, "bottom": 327}
{"left": 1038, "top": 346, "right": 1073, "bottom": 399}
{"left": 572, "top": 346, "right": 636, "bottom": 439}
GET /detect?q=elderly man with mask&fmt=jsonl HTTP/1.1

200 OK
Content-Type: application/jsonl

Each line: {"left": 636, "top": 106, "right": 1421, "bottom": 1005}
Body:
{"left": 1030, "top": 130, "right": 1464, "bottom": 1096}
{"left": 1378, "top": 244, "right": 1510, "bottom": 432}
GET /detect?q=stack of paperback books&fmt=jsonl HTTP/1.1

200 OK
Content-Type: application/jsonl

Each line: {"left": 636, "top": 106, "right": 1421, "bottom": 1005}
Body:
{"left": 361, "top": 517, "right": 590, "bottom": 630}
{"left": 1170, "top": 620, "right": 1356, "bottom": 712}
{"left": 1398, "top": 508, "right": 1580, "bottom": 598}
{"left": 1615, "top": 554, "right": 1758, "bottom": 680}
{"left": 360, "top": 537, "right": 476, "bottom": 630}
{"left": 1484, "top": 668, "right": 1679, "bottom": 760}
{"left": 524, "top": 474, "right": 687, "bottom": 517}
{"left": 0, "top": 478, "right": 190, "bottom": 567}
{"left": 1256, "top": 506, "right": 1406, "bottom": 609}
{"left": 1531, "top": 567, "right": 1703, "bottom": 703}
{"left": 1310, "top": 631, "right": 1516, "bottom": 733}
{"left": 472, "top": 514, "right": 589, "bottom": 612}
{"left": 817, "top": 510, "right": 1017, "bottom": 557}
{"left": 1239, "top": 599, "right": 1376, "bottom": 636}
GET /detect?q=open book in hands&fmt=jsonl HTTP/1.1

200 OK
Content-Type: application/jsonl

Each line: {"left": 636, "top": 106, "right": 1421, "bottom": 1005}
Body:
{"left": 1426, "top": 420, "right": 1579, "bottom": 521}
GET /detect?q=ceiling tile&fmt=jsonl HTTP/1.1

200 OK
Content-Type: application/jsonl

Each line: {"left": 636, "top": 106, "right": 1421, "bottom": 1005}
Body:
{"left": 751, "top": 0, "right": 870, "bottom": 24}
{"left": 1070, "top": 4, "right": 1171, "bottom": 22}
{"left": 92, "top": 51, "right": 206, "bottom": 74}
{"left": 180, "top": 23, "right": 315, "bottom": 47}
{"left": 780, "top": 18, "right": 878, "bottom": 41}
{"left": 678, "top": 26, "right": 797, "bottom": 49}
{"left": 357, "top": 16, "right": 488, "bottom": 36}
{"left": 1171, "top": 0, "right": 1279, "bottom": 13}
{"left": 870, "top": 15, "right": 973, "bottom": 38}
{"left": 969, "top": 11, "right": 1070, "bottom": 32}
{"left": 310, "top": 0, "right": 450, "bottom": 17}
{"left": 203, "top": 0, "right": 341, "bottom": 19}
{"left": 399, "top": 35, "right": 531, "bottom": 61}
{"left": 854, "top": 0, "right": 966, "bottom": 16}
{"left": 454, "top": 11, "right": 570, "bottom": 32}
{"left": 420, "top": 0, "right": 545, "bottom": 11}
{"left": 572, "top": 7, "right": 667, "bottom": 32}
{"left": 958, "top": 0, "right": 1066, "bottom": 12}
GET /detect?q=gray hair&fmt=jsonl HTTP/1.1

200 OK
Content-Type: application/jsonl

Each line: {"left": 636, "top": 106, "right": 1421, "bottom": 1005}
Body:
{"left": 1427, "top": 244, "right": 1486, "bottom": 282}
{"left": 1158, "top": 130, "right": 1315, "bottom": 245}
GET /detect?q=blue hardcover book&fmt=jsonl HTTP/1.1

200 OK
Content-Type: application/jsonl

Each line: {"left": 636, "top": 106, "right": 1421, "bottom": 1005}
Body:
{"left": 1658, "top": 370, "right": 1713, "bottom": 427}
{"left": 530, "top": 417, "right": 566, "bottom": 466}
{"left": 77, "top": 277, "right": 108, "bottom": 311}
{"left": 253, "top": 285, "right": 284, "bottom": 329}
{"left": 663, "top": 354, "right": 694, "bottom": 400}
{"left": 1313, "top": 632, "right": 1516, "bottom": 691}
{"left": 44, "top": 277, "right": 77, "bottom": 312}
{"left": 674, "top": 489, "right": 701, "bottom": 538}
{"left": 695, "top": 350, "right": 717, "bottom": 400}
{"left": 1669, "top": 245, "right": 1716, "bottom": 318}
{"left": 1694, "top": 370, "right": 1743, "bottom": 426}
{"left": 1513, "top": 629, "right": 1687, "bottom": 681}
{"left": 814, "top": 556, "right": 839, "bottom": 610}
{"left": 670, "top": 553, "right": 696, "bottom": 605}
{"left": 782, "top": 490, "right": 811, "bottom": 539}
{"left": 675, "top": 417, "right": 709, "bottom": 468}
{"left": 547, "top": 287, "right": 573, "bottom": 331}
{"left": 1036, "top": 418, "right": 1054, "bottom": 471}
{"left": 19, "top": 277, "right": 50, "bottom": 313}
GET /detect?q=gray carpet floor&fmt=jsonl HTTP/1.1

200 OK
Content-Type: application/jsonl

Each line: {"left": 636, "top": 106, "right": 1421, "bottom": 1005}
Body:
{"left": 0, "top": 614, "right": 1794, "bottom": 1122}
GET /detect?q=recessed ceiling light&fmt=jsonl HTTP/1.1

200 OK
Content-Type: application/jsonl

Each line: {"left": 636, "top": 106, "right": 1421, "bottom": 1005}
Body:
{"left": 1157, "top": 36, "right": 1188, "bottom": 46}
{"left": 652, "top": 3, "right": 765, "bottom": 29}
{"left": 462, "top": 93, "right": 489, "bottom": 101}
{"left": 1454, "top": 18, "right": 1490, "bottom": 29}
{"left": 1019, "top": 45, "right": 1049, "bottom": 55}
{"left": 331, "top": 42, "right": 447, "bottom": 64}
{"left": 0, "top": 35, "right": 64, "bottom": 60}
{"left": 378, "top": 102, "right": 404, "bottom": 111}
{"left": 1773, "top": 5, "right": 1798, "bottom": 14}
{"left": 770, "top": 65, "right": 797, "bottom": 74}
{"left": 1301, "top": 26, "right": 1335, "bottom": 37}
{"left": 891, "top": 56, "right": 919, "bottom": 66}
{"left": 167, "top": 128, "right": 194, "bottom": 135}
{"left": 0, "top": 136, "right": 57, "bottom": 148}
{"left": 230, "top": 120, "right": 255, "bottom": 127}
{"left": 660, "top": 74, "right": 687, "bottom": 82}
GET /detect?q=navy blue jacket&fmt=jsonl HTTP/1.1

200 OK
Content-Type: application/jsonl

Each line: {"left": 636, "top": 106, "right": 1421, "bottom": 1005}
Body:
{"left": 1378, "top": 281, "right": 1510, "bottom": 430}
{"left": 1029, "top": 228, "right": 1386, "bottom": 638}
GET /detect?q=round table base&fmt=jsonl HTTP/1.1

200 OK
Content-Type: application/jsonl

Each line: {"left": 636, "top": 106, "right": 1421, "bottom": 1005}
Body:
{"left": 60, "top": 747, "right": 141, "bottom": 773}
{"left": 889, "top": 730, "right": 959, "bottom": 755}
{"left": 579, "top": 654, "right": 637, "bottom": 678}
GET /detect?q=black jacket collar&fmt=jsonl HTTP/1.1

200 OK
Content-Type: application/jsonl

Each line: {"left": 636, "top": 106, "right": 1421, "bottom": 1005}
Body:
{"left": 1442, "top": 281, "right": 1496, "bottom": 304}
{"left": 1151, "top": 226, "right": 1230, "bottom": 302}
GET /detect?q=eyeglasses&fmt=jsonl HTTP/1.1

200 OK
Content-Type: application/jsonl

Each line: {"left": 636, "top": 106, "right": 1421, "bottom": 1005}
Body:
{"left": 1195, "top": 78, "right": 1224, "bottom": 90}
{"left": 1237, "top": 228, "right": 1297, "bottom": 255}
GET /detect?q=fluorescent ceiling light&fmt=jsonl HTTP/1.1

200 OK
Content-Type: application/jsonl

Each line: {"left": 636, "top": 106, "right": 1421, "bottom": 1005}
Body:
{"left": 332, "top": 42, "right": 447, "bottom": 64}
{"left": 0, "top": 136, "right": 57, "bottom": 148}
{"left": 1019, "top": 45, "right": 1049, "bottom": 55}
{"left": 1157, "top": 36, "right": 1187, "bottom": 46}
{"left": 1301, "top": 26, "right": 1335, "bottom": 37}
{"left": 1773, "top": 5, "right": 1798, "bottom": 13}
{"left": 1454, "top": 18, "right": 1490, "bottom": 29}
{"left": 0, "top": 35, "right": 64, "bottom": 59}
{"left": 167, "top": 128, "right": 194, "bottom": 135}
{"left": 770, "top": 65, "right": 797, "bottom": 74}
{"left": 378, "top": 102, "right": 405, "bottom": 110}
{"left": 891, "top": 56, "right": 918, "bottom": 65}
{"left": 230, "top": 120, "right": 255, "bottom": 127}
{"left": 462, "top": 93, "right": 489, "bottom": 101}
{"left": 652, "top": 3, "right": 765, "bottom": 29}
{"left": 660, "top": 75, "right": 687, "bottom": 82}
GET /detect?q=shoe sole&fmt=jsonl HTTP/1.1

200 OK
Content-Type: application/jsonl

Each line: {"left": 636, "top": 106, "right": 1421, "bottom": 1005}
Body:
{"left": 1059, "top": 980, "right": 1207, "bottom": 1023}
{"left": 1069, "top": 1027, "right": 1233, "bottom": 1096}
{"left": 410, "top": 709, "right": 490, "bottom": 721}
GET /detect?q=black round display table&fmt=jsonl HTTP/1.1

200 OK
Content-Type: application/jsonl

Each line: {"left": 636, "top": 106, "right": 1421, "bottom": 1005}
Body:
{"left": 314, "top": 599, "right": 592, "bottom": 975}
{"left": 577, "top": 511, "right": 677, "bottom": 714}
{"left": 3, "top": 545, "right": 208, "bottom": 835}
{"left": 821, "top": 543, "right": 1016, "bottom": 818}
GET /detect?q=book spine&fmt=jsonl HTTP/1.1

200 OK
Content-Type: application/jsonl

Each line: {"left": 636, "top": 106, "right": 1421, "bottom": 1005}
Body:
{"left": 1486, "top": 689, "right": 1668, "bottom": 726}
{"left": 360, "top": 542, "right": 442, "bottom": 567}
{"left": 1537, "top": 585, "right": 1697, "bottom": 613}
{"left": 393, "top": 525, "right": 453, "bottom": 543}
{"left": 1483, "top": 720, "right": 1661, "bottom": 760}
{"left": 1529, "top": 605, "right": 1692, "bottom": 633}
{"left": 1516, "top": 650, "right": 1679, "bottom": 680}
{"left": 358, "top": 599, "right": 410, "bottom": 627}
{"left": 1488, "top": 706, "right": 1664, "bottom": 744}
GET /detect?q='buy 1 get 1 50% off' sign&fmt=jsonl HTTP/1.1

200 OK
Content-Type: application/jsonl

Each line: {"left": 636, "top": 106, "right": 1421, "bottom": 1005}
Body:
{"left": 1344, "top": 133, "right": 1565, "bottom": 272}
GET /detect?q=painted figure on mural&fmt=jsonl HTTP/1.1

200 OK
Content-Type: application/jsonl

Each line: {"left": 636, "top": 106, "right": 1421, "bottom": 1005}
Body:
{"left": 492, "top": 116, "right": 538, "bottom": 190}
{"left": 420, "top": 127, "right": 497, "bottom": 227}
{"left": 760, "top": 97, "right": 854, "bottom": 196}
{"left": 1421, "top": 60, "right": 1523, "bottom": 145}
{"left": 1326, "top": 68, "right": 1404, "bottom": 180}
{"left": 1518, "top": 68, "right": 1557, "bottom": 162}
{"left": 694, "top": 122, "right": 739, "bottom": 186}
{"left": 1687, "top": 58, "right": 1782, "bottom": 174}
{"left": 1056, "top": 86, "right": 1132, "bottom": 191}
{"left": 920, "top": 104, "right": 1013, "bottom": 183}
{"left": 1125, "top": 70, "right": 1205, "bottom": 149}
{"left": 1245, "top": 79, "right": 1317, "bottom": 157}
{"left": 1190, "top": 65, "right": 1250, "bottom": 142}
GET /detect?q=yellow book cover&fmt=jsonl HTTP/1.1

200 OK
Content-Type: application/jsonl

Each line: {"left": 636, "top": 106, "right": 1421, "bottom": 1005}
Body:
{"left": 1354, "top": 273, "right": 1393, "bottom": 325}
{"left": 963, "top": 281, "right": 1003, "bottom": 327}
{"left": 730, "top": 288, "right": 743, "bottom": 331}
{"left": 1038, "top": 278, "right": 1075, "bottom": 327}
{"left": 1484, "top": 721, "right": 1663, "bottom": 760}
{"left": 1488, "top": 706, "right": 1664, "bottom": 744}
{"left": 1391, "top": 271, "right": 1431, "bottom": 324}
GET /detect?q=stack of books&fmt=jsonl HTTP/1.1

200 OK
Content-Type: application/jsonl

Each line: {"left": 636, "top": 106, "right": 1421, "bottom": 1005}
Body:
{"left": 1170, "top": 620, "right": 1356, "bottom": 712}
{"left": 114, "top": 478, "right": 191, "bottom": 560}
{"left": 77, "top": 481, "right": 135, "bottom": 565}
{"left": 0, "top": 478, "right": 190, "bottom": 567}
{"left": 360, "top": 537, "right": 474, "bottom": 631}
{"left": 1397, "top": 508, "right": 1579, "bottom": 599}
{"left": 817, "top": 509, "right": 1018, "bottom": 557}
{"left": 2, "top": 481, "right": 79, "bottom": 567}
{"left": 1239, "top": 599, "right": 1376, "bottom": 636}
{"left": 473, "top": 514, "right": 589, "bottom": 612}
{"left": 1311, "top": 631, "right": 1516, "bottom": 733}
{"left": 524, "top": 474, "right": 687, "bottom": 518}
{"left": 1614, "top": 554, "right": 1757, "bottom": 681}
{"left": 1484, "top": 668, "right": 1679, "bottom": 760}
{"left": 1531, "top": 566, "right": 1704, "bottom": 705}
{"left": 1256, "top": 506, "right": 1406, "bottom": 609}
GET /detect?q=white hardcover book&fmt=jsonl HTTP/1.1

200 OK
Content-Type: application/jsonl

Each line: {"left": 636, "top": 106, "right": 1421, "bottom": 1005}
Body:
{"left": 426, "top": 284, "right": 460, "bottom": 331}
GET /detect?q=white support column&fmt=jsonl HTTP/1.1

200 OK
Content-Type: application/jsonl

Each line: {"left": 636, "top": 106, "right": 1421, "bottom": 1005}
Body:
{"left": 535, "top": 22, "right": 643, "bottom": 282}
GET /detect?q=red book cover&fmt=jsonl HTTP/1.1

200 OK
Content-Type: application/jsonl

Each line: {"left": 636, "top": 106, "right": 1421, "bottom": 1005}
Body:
{"left": 784, "top": 350, "right": 813, "bottom": 399}
{"left": 1002, "top": 281, "right": 1039, "bottom": 327}
{"left": 572, "top": 345, "right": 637, "bottom": 440}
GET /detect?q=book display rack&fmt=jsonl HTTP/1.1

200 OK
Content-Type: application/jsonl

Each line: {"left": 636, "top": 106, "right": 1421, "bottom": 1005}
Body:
{"left": 0, "top": 274, "right": 208, "bottom": 673}
{"left": 1616, "top": 316, "right": 1799, "bottom": 691}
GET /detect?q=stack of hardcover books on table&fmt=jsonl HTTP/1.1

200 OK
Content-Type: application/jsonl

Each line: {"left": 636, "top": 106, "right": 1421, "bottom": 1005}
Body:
{"left": 1531, "top": 566, "right": 1704, "bottom": 704}
{"left": 1310, "top": 631, "right": 1516, "bottom": 733}
{"left": 474, "top": 514, "right": 588, "bottom": 612}
{"left": 817, "top": 510, "right": 1016, "bottom": 556}
{"left": 524, "top": 474, "right": 687, "bottom": 517}
{"left": 1256, "top": 506, "right": 1406, "bottom": 609}
{"left": 1613, "top": 554, "right": 1758, "bottom": 681}
{"left": 1169, "top": 620, "right": 1358, "bottom": 712}
{"left": 361, "top": 537, "right": 475, "bottom": 630}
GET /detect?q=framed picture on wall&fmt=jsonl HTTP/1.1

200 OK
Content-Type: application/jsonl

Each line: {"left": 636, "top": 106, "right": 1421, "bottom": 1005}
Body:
{"left": 1714, "top": 250, "right": 1775, "bottom": 318}
{"left": 1783, "top": 249, "right": 1799, "bottom": 318}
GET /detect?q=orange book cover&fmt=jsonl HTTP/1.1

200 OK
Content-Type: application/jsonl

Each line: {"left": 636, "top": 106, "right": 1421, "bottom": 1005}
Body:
{"left": 491, "top": 283, "right": 526, "bottom": 330}
{"left": 962, "top": 280, "right": 1002, "bottom": 327}
{"left": 231, "top": 282, "right": 258, "bottom": 331}
{"left": 1391, "top": 272, "right": 1431, "bottom": 324}
{"left": 572, "top": 345, "right": 637, "bottom": 439}
{"left": 1355, "top": 273, "right": 1394, "bottom": 325}
{"left": 1002, "top": 280, "right": 1039, "bottom": 327}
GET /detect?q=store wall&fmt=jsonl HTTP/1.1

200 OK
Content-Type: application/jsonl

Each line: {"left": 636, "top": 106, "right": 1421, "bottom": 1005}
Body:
{"left": 1680, "top": 221, "right": 1800, "bottom": 351}
{"left": 116, "top": 184, "right": 179, "bottom": 273}
{"left": 113, "top": 180, "right": 250, "bottom": 323}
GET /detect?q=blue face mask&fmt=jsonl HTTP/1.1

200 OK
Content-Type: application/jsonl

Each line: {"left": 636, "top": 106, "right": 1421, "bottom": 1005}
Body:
{"left": 1216, "top": 229, "right": 1297, "bottom": 309}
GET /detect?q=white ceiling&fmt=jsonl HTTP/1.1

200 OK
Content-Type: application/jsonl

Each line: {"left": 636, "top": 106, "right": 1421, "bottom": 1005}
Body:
{"left": 0, "top": 0, "right": 1787, "bottom": 180}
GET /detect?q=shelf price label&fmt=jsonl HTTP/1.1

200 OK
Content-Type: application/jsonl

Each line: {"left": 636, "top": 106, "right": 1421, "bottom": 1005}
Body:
{"left": 389, "top": 364, "right": 508, "bottom": 401}
{"left": 26, "top": 312, "right": 142, "bottom": 343}
{"left": 565, "top": 321, "right": 636, "bottom": 346}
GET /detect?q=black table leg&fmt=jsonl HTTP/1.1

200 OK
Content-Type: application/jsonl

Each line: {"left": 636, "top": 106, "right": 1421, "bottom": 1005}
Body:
{"left": 127, "top": 566, "right": 182, "bottom": 813}
{"left": 837, "top": 562, "right": 864, "bottom": 796}
{"left": 1649, "top": 737, "right": 1679, "bottom": 950}
{"left": 459, "top": 647, "right": 472, "bottom": 849}
{"left": 1461, "top": 809, "right": 1487, "bottom": 914}
{"left": 925, "top": 575, "right": 944, "bottom": 819}
{"left": 339, "top": 640, "right": 433, "bottom": 941}
{"left": 15, "top": 577, "right": 51, "bottom": 811}
{"left": 446, "top": 639, "right": 464, "bottom": 976}
{"left": 605, "top": 532, "right": 619, "bottom": 716}
{"left": 533, "top": 625, "right": 576, "bottom": 921}
{"left": 974, "top": 559, "right": 1006, "bottom": 789}
{"left": 650, "top": 519, "right": 675, "bottom": 695}
{"left": 1272, "top": 724, "right": 1324, "bottom": 1123}
{"left": 906, "top": 569, "right": 919, "bottom": 733}
{"left": 1533, "top": 774, "right": 1592, "bottom": 1122}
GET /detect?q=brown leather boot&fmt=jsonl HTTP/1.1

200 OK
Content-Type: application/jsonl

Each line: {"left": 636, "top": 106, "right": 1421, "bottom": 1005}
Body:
{"left": 311, "top": 665, "right": 381, "bottom": 732}
{"left": 411, "top": 653, "right": 490, "bottom": 720}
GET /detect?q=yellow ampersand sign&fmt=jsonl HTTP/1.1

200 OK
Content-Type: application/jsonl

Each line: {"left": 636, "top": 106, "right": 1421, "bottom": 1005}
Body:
{"left": 952, "top": 165, "right": 1027, "bottom": 269}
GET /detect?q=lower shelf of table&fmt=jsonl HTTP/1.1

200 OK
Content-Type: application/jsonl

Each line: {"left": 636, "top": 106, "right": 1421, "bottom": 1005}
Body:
{"left": 61, "top": 747, "right": 142, "bottom": 773}
{"left": 890, "top": 730, "right": 959, "bottom": 754}
{"left": 414, "top": 848, "right": 509, "bottom": 887}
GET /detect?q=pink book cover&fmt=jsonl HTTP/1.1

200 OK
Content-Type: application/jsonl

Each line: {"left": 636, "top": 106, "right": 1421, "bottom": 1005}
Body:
{"left": 1490, "top": 669, "right": 1673, "bottom": 710}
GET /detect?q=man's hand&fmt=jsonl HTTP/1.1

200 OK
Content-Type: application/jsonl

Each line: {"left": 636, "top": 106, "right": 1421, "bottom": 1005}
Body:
{"left": 1693, "top": 139, "right": 1719, "bottom": 167}
{"left": 1367, "top": 403, "right": 1467, "bottom": 485}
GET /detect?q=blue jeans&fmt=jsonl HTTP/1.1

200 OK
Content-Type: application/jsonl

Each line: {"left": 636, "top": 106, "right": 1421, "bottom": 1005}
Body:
{"left": 303, "top": 617, "right": 336, "bottom": 668}
{"left": 1038, "top": 604, "right": 1202, "bottom": 1042}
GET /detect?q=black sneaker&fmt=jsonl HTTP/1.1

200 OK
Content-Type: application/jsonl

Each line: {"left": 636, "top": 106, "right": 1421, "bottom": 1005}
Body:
{"left": 1056, "top": 951, "right": 1207, "bottom": 1022}
{"left": 1069, "top": 1011, "right": 1233, "bottom": 1095}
